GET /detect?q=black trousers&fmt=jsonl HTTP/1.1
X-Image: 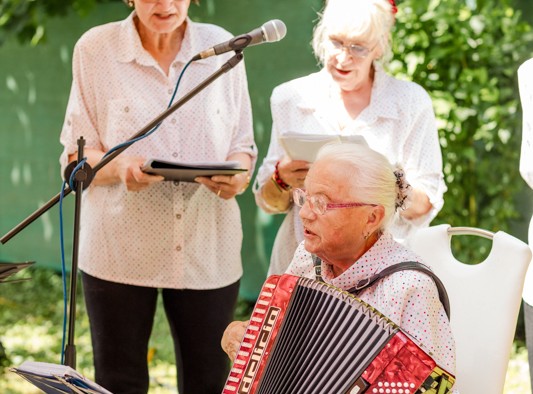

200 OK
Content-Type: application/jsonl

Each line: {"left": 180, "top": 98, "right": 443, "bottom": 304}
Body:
{"left": 81, "top": 272, "right": 239, "bottom": 394}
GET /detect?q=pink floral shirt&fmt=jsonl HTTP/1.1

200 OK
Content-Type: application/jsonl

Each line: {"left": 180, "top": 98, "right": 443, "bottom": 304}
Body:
{"left": 287, "top": 232, "right": 456, "bottom": 375}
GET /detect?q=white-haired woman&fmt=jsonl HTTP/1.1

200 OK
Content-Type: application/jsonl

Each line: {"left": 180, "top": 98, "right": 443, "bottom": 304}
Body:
{"left": 59, "top": 0, "right": 256, "bottom": 392}
{"left": 253, "top": 0, "right": 446, "bottom": 276}
{"left": 223, "top": 143, "right": 456, "bottom": 391}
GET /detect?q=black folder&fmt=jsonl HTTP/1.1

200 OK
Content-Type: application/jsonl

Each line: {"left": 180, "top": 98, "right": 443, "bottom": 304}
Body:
{"left": 142, "top": 159, "right": 247, "bottom": 182}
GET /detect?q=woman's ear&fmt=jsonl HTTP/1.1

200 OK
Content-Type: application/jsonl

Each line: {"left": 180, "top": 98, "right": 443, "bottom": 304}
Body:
{"left": 366, "top": 205, "right": 385, "bottom": 233}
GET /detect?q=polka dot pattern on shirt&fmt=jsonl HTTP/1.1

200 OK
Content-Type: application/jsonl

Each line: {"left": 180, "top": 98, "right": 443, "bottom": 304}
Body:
{"left": 286, "top": 232, "right": 456, "bottom": 374}
{"left": 59, "top": 14, "right": 256, "bottom": 290}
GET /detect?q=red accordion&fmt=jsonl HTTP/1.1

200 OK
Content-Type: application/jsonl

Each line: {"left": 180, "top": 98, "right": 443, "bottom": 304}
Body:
{"left": 222, "top": 274, "right": 455, "bottom": 394}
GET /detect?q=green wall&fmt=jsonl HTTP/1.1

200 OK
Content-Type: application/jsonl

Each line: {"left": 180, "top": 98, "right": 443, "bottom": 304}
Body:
{"left": 0, "top": 0, "right": 322, "bottom": 300}
{"left": 3, "top": 0, "right": 531, "bottom": 301}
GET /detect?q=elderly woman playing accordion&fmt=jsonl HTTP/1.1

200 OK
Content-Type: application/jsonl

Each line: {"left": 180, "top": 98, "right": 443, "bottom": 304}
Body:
{"left": 222, "top": 143, "right": 457, "bottom": 393}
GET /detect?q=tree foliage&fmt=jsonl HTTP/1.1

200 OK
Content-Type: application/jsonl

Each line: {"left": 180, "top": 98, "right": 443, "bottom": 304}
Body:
{"left": 0, "top": 0, "right": 110, "bottom": 46}
{"left": 391, "top": 0, "right": 533, "bottom": 261}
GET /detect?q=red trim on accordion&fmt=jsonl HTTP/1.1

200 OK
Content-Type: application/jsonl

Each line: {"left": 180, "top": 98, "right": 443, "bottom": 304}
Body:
{"left": 223, "top": 275, "right": 298, "bottom": 394}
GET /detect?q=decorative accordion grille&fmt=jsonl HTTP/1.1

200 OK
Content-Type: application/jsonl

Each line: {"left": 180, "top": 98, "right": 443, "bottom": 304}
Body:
{"left": 255, "top": 277, "right": 398, "bottom": 394}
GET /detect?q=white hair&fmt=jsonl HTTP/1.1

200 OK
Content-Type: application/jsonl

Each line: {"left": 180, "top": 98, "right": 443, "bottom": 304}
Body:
{"left": 315, "top": 143, "right": 401, "bottom": 229}
{"left": 312, "top": 0, "right": 395, "bottom": 66}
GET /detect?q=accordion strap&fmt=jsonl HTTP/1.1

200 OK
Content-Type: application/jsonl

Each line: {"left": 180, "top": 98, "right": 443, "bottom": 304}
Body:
{"left": 312, "top": 256, "right": 451, "bottom": 320}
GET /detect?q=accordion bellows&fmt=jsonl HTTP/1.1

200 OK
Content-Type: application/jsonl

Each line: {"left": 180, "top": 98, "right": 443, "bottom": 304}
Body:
{"left": 223, "top": 274, "right": 455, "bottom": 394}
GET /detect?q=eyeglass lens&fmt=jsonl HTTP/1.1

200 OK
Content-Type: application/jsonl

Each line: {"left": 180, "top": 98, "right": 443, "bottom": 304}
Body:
{"left": 293, "top": 189, "right": 325, "bottom": 215}
{"left": 330, "top": 39, "right": 371, "bottom": 58}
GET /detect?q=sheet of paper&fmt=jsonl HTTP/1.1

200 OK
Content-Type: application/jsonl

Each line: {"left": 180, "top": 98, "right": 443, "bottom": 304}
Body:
{"left": 279, "top": 133, "right": 368, "bottom": 162}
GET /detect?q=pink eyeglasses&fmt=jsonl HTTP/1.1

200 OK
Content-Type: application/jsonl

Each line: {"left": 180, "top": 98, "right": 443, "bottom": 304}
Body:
{"left": 293, "top": 188, "right": 378, "bottom": 215}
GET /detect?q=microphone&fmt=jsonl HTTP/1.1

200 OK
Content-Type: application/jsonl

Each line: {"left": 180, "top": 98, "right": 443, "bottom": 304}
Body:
{"left": 192, "top": 19, "right": 287, "bottom": 61}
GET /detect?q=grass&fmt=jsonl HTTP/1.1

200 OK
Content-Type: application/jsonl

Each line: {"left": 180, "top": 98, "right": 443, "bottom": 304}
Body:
{"left": 0, "top": 267, "right": 531, "bottom": 393}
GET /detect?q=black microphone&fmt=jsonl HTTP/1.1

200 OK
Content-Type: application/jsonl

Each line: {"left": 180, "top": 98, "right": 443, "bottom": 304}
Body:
{"left": 192, "top": 19, "right": 287, "bottom": 61}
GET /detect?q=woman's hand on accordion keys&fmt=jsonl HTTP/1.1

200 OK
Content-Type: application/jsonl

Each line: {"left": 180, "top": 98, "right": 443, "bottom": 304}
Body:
{"left": 221, "top": 320, "right": 249, "bottom": 361}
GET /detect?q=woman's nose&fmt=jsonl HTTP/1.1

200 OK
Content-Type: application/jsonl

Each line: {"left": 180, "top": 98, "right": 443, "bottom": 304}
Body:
{"left": 335, "top": 49, "right": 352, "bottom": 65}
{"left": 299, "top": 199, "right": 316, "bottom": 220}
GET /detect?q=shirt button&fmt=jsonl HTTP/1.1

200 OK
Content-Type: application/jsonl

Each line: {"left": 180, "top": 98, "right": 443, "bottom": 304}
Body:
{"left": 172, "top": 152, "right": 178, "bottom": 158}
{"left": 168, "top": 89, "right": 173, "bottom": 94}
{"left": 176, "top": 213, "right": 182, "bottom": 219}
{"left": 173, "top": 181, "right": 179, "bottom": 186}
{"left": 176, "top": 245, "right": 182, "bottom": 252}
{"left": 124, "top": 106, "right": 129, "bottom": 112}
{"left": 171, "top": 118, "right": 177, "bottom": 124}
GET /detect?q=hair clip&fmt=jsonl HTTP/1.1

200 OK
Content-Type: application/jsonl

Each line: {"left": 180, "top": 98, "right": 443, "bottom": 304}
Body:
{"left": 393, "top": 168, "right": 410, "bottom": 211}
{"left": 389, "top": 0, "right": 398, "bottom": 14}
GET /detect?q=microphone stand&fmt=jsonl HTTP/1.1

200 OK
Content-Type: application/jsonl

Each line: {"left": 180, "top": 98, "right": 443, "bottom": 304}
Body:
{"left": 63, "top": 136, "right": 92, "bottom": 368}
{"left": 0, "top": 51, "right": 244, "bottom": 369}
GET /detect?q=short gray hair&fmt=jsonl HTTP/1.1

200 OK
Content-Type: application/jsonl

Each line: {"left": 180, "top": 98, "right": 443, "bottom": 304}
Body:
{"left": 315, "top": 143, "right": 402, "bottom": 229}
{"left": 312, "top": 0, "right": 396, "bottom": 66}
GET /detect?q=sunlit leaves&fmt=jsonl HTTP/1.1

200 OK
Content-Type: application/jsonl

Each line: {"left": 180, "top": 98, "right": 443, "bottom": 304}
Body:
{"left": 392, "top": 0, "right": 533, "bottom": 261}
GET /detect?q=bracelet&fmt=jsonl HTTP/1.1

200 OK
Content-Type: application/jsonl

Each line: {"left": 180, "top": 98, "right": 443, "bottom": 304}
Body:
{"left": 238, "top": 174, "right": 251, "bottom": 195}
{"left": 271, "top": 175, "right": 283, "bottom": 192}
{"left": 273, "top": 161, "right": 291, "bottom": 192}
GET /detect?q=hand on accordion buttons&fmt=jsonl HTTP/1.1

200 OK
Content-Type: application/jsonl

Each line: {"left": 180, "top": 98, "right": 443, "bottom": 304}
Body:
{"left": 221, "top": 320, "right": 249, "bottom": 362}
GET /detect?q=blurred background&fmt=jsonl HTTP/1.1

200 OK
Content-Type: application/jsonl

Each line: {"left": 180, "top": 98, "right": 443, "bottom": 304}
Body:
{"left": 1, "top": 0, "right": 533, "bottom": 392}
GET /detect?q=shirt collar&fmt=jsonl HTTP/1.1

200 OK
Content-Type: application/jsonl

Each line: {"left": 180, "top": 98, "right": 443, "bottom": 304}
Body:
{"left": 294, "top": 69, "right": 333, "bottom": 111}
{"left": 117, "top": 13, "right": 211, "bottom": 67}
{"left": 295, "top": 64, "right": 402, "bottom": 122}
{"left": 117, "top": 12, "right": 150, "bottom": 65}
{"left": 367, "top": 62, "right": 401, "bottom": 121}
{"left": 174, "top": 19, "right": 211, "bottom": 65}
{"left": 322, "top": 232, "right": 397, "bottom": 288}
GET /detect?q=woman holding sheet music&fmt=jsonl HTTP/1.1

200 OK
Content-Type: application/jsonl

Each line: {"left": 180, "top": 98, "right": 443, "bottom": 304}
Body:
{"left": 253, "top": 0, "right": 446, "bottom": 275}
{"left": 59, "top": 0, "right": 256, "bottom": 393}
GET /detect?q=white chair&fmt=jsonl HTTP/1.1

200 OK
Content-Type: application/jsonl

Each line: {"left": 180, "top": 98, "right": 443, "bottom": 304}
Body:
{"left": 522, "top": 215, "right": 533, "bottom": 389}
{"left": 408, "top": 223, "right": 532, "bottom": 394}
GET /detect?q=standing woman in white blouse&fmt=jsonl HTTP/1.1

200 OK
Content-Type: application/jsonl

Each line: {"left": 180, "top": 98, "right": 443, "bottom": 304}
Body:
{"left": 253, "top": 0, "right": 447, "bottom": 276}
{"left": 59, "top": 0, "right": 256, "bottom": 393}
